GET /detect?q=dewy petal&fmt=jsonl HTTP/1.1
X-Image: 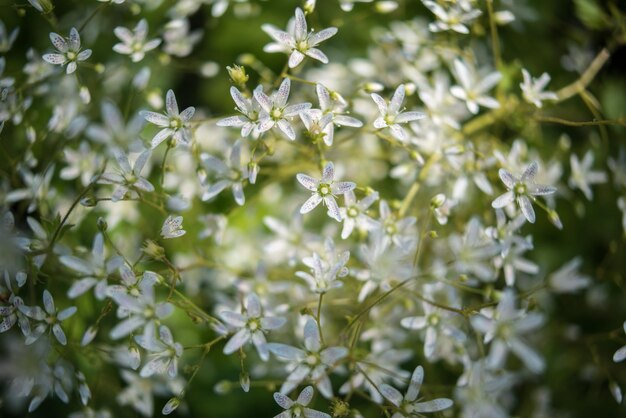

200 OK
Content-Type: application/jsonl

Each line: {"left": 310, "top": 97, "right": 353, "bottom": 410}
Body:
{"left": 395, "top": 111, "right": 425, "bottom": 124}
{"left": 77, "top": 49, "right": 92, "bottom": 61}
{"left": 309, "top": 27, "right": 338, "bottom": 45}
{"left": 331, "top": 181, "right": 356, "bottom": 195}
{"left": 273, "top": 392, "right": 294, "bottom": 409}
{"left": 491, "top": 191, "right": 514, "bottom": 208}
{"left": 316, "top": 84, "right": 332, "bottom": 111}
{"left": 412, "top": 398, "right": 454, "bottom": 413}
{"left": 305, "top": 48, "right": 328, "bottom": 64}
{"left": 322, "top": 161, "right": 335, "bottom": 183}
{"left": 223, "top": 328, "right": 250, "bottom": 354}
{"left": 296, "top": 386, "right": 314, "bottom": 406}
{"left": 277, "top": 119, "right": 296, "bottom": 140}
{"left": 324, "top": 196, "right": 341, "bottom": 221}
{"left": 334, "top": 115, "right": 362, "bottom": 127}
{"left": 294, "top": 8, "right": 307, "bottom": 41}
{"left": 389, "top": 84, "right": 405, "bottom": 114}
{"left": 141, "top": 111, "right": 170, "bottom": 127}
{"left": 69, "top": 27, "right": 81, "bottom": 51}
{"left": 254, "top": 89, "right": 272, "bottom": 113}
{"left": 297, "top": 174, "right": 319, "bottom": 191}
{"left": 42, "top": 53, "right": 66, "bottom": 64}
{"left": 370, "top": 93, "right": 387, "bottom": 115}
{"left": 289, "top": 50, "right": 305, "bottom": 68}
{"left": 230, "top": 87, "right": 249, "bottom": 112}
{"left": 498, "top": 168, "right": 517, "bottom": 189}
{"left": 275, "top": 78, "right": 291, "bottom": 108}
{"left": 528, "top": 183, "right": 557, "bottom": 196}
{"left": 246, "top": 292, "right": 262, "bottom": 317}
{"left": 49, "top": 32, "right": 68, "bottom": 53}
{"left": 284, "top": 103, "right": 312, "bottom": 116}
{"left": 521, "top": 161, "right": 538, "bottom": 182}
{"left": 261, "top": 24, "right": 293, "bottom": 44}
{"left": 406, "top": 365, "right": 424, "bottom": 402}
{"left": 300, "top": 194, "right": 323, "bottom": 214}
{"left": 180, "top": 106, "right": 195, "bottom": 122}
{"left": 151, "top": 128, "right": 174, "bottom": 148}
{"left": 166, "top": 89, "right": 179, "bottom": 116}
{"left": 379, "top": 384, "right": 403, "bottom": 407}
{"left": 517, "top": 195, "right": 536, "bottom": 223}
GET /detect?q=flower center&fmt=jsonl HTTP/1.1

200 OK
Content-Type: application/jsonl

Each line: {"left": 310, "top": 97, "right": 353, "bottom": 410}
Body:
{"left": 67, "top": 51, "right": 77, "bottom": 61}
{"left": 514, "top": 182, "right": 527, "bottom": 196}
{"left": 270, "top": 108, "right": 283, "bottom": 120}
{"left": 318, "top": 183, "right": 331, "bottom": 196}
{"left": 347, "top": 207, "right": 359, "bottom": 218}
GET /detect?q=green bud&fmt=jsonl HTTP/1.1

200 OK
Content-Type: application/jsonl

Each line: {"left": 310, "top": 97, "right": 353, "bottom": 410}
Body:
{"left": 227, "top": 64, "right": 249, "bottom": 87}
{"left": 80, "top": 196, "right": 96, "bottom": 207}
{"left": 96, "top": 217, "right": 108, "bottom": 232}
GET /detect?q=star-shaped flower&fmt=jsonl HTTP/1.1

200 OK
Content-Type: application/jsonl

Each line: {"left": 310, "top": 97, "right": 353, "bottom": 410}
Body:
{"left": 140, "top": 90, "right": 195, "bottom": 148}
{"left": 42, "top": 28, "right": 92, "bottom": 74}
{"left": 296, "top": 161, "right": 356, "bottom": 222}
{"left": 262, "top": 7, "right": 337, "bottom": 68}
{"left": 492, "top": 161, "right": 556, "bottom": 224}
{"left": 371, "top": 84, "right": 425, "bottom": 141}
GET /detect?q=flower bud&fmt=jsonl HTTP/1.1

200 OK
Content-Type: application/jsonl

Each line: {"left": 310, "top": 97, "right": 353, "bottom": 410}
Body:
{"left": 28, "top": 0, "right": 53, "bottom": 14}
{"left": 80, "top": 196, "right": 97, "bottom": 207}
{"left": 96, "top": 217, "right": 108, "bottom": 232}
{"left": 143, "top": 239, "right": 165, "bottom": 259}
{"left": 430, "top": 193, "right": 446, "bottom": 209}
{"left": 548, "top": 209, "right": 563, "bottom": 230}
{"left": 304, "top": 0, "right": 316, "bottom": 14}
{"left": 227, "top": 64, "right": 249, "bottom": 87}
{"left": 239, "top": 372, "right": 250, "bottom": 392}
{"left": 162, "top": 397, "right": 181, "bottom": 415}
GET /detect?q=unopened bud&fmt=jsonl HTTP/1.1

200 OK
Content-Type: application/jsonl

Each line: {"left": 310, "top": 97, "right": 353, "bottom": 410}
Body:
{"left": 548, "top": 209, "right": 563, "bottom": 230}
{"left": 80, "top": 196, "right": 96, "bottom": 207}
{"left": 430, "top": 193, "right": 446, "bottom": 209}
{"left": 162, "top": 397, "right": 180, "bottom": 415}
{"left": 97, "top": 217, "right": 108, "bottom": 231}
{"left": 227, "top": 64, "right": 249, "bottom": 87}
{"left": 239, "top": 372, "right": 250, "bottom": 392}
{"left": 142, "top": 239, "right": 165, "bottom": 259}
{"left": 304, "top": 0, "right": 316, "bottom": 14}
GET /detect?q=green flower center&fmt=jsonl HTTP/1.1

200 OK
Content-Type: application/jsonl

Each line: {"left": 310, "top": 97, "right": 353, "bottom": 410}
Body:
{"left": 514, "top": 182, "right": 527, "bottom": 195}
{"left": 318, "top": 183, "right": 331, "bottom": 196}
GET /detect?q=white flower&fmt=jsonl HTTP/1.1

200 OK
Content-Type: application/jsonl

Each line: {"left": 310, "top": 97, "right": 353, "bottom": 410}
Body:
{"left": 380, "top": 365, "right": 454, "bottom": 417}
{"left": 60, "top": 232, "right": 123, "bottom": 300}
{"left": 369, "top": 200, "right": 417, "bottom": 252}
{"left": 42, "top": 28, "right": 92, "bottom": 74}
{"left": 140, "top": 90, "right": 195, "bottom": 148}
{"left": 308, "top": 84, "right": 363, "bottom": 146}
{"left": 548, "top": 257, "right": 591, "bottom": 293}
{"left": 262, "top": 7, "right": 337, "bottom": 68}
{"left": 200, "top": 140, "right": 249, "bottom": 206}
{"left": 450, "top": 59, "right": 501, "bottom": 114}
{"left": 272, "top": 386, "right": 330, "bottom": 418}
{"left": 492, "top": 161, "right": 557, "bottom": 224}
{"left": 161, "top": 215, "right": 186, "bottom": 239}
{"left": 113, "top": 19, "right": 161, "bottom": 62}
{"left": 339, "top": 189, "right": 378, "bottom": 239}
{"left": 423, "top": 0, "right": 482, "bottom": 34}
{"left": 520, "top": 69, "right": 558, "bottom": 108}
{"left": 569, "top": 151, "right": 607, "bottom": 200}
{"left": 471, "top": 289, "right": 545, "bottom": 373}
{"left": 254, "top": 78, "right": 311, "bottom": 140}
{"left": 20, "top": 290, "right": 77, "bottom": 345}
{"left": 217, "top": 85, "right": 264, "bottom": 138}
{"left": 219, "top": 292, "right": 286, "bottom": 361}
{"left": 296, "top": 238, "right": 350, "bottom": 294}
{"left": 98, "top": 148, "right": 154, "bottom": 202}
{"left": 135, "top": 325, "right": 183, "bottom": 378}
{"left": 267, "top": 318, "right": 348, "bottom": 398}
{"left": 371, "top": 84, "right": 425, "bottom": 141}
{"left": 296, "top": 161, "right": 356, "bottom": 222}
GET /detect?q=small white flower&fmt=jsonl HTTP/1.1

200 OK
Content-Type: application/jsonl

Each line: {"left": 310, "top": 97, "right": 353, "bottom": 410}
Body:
{"left": 380, "top": 365, "right": 454, "bottom": 417}
{"left": 20, "top": 290, "right": 77, "bottom": 345}
{"left": 161, "top": 215, "right": 186, "bottom": 239}
{"left": 339, "top": 189, "right": 378, "bottom": 239}
{"left": 255, "top": 78, "right": 311, "bottom": 140}
{"left": 520, "top": 69, "right": 558, "bottom": 108}
{"left": 569, "top": 151, "right": 607, "bottom": 200}
{"left": 135, "top": 325, "right": 183, "bottom": 378}
{"left": 217, "top": 86, "right": 264, "bottom": 138}
{"left": 140, "top": 90, "right": 195, "bottom": 148}
{"left": 113, "top": 19, "right": 162, "bottom": 62}
{"left": 450, "top": 59, "right": 501, "bottom": 114}
{"left": 296, "top": 161, "right": 356, "bottom": 222}
{"left": 272, "top": 386, "right": 330, "bottom": 418}
{"left": 219, "top": 292, "right": 286, "bottom": 361}
{"left": 371, "top": 84, "right": 425, "bottom": 141}
{"left": 42, "top": 28, "right": 92, "bottom": 74}
{"left": 98, "top": 148, "right": 154, "bottom": 202}
{"left": 492, "top": 161, "right": 557, "bottom": 224}
{"left": 262, "top": 7, "right": 337, "bottom": 68}
{"left": 423, "top": 0, "right": 482, "bottom": 34}
{"left": 200, "top": 140, "right": 249, "bottom": 206}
